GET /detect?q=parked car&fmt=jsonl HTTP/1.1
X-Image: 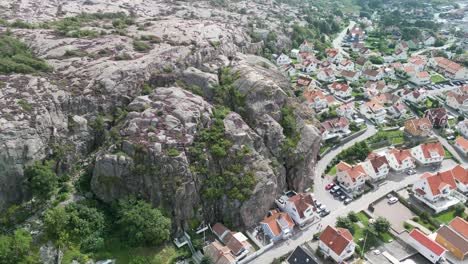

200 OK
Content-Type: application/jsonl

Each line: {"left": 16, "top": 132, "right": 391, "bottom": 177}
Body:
{"left": 334, "top": 190, "right": 342, "bottom": 197}
{"left": 388, "top": 197, "right": 398, "bottom": 204}
{"left": 339, "top": 195, "right": 346, "bottom": 201}
{"left": 332, "top": 185, "right": 341, "bottom": 192}
{"left": 320, "top": 209, "right": 330, "bottom": 217}
{"left": 344, "top": 198, "right": 352, "bottom": 205}
{"left": 325, "top": 183, "right": 336, "bottom": 190}
{"left": 318, "top": 204, "right": 327, "bottom": 212}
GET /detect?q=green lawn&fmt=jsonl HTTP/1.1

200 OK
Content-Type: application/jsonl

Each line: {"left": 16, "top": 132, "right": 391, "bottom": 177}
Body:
{"left": 91, "top": 237, "right": 187, "bottom": 264}
{"left": 357, "top": 212, "right": 369, "bottom": 225}
{"left": 431, "top": 74, "right": 446, "bottom": 84}
{"left": 444, "top": 148, "right": 453, "bottom": 159}
{"left": 327, "top": 165, "right": 337, "bottom": 176}
{"left": 415, "top": 218, "right": 437, "bottom": 231}
{"left": 320, "top": 145, "right": 331, "bottom": 155}
{"left": 435, "top": 210, "right": 466, "bottom": 224}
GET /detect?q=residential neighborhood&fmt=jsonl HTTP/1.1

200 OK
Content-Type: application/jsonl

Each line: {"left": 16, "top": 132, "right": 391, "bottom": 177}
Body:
{"left": 200, "top": 1, "right": 468, "bottom": 264}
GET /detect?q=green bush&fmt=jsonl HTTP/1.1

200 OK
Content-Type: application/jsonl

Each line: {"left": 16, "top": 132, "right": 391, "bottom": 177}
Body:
{"left": 167, "top": 149, "right": 180, "bottom": 157}
{"left": 133, "top": 40, "right": 152, "bottom": 52}
{"left": 0, "top": 35, "right": 53, "bottom": 74}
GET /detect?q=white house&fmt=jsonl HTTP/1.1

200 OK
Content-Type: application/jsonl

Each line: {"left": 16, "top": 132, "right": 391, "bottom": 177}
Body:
{"left": 423, "top": 35, "right": 436, "bottom": 47}
{"left": 450, "top": 164, "right": 468, "bottom": 193}
{"left": 402, "top": 89, "right": 427, "bottom": 103}
{"left": 408, "top": 229, "right": 446, "bottom": 264}
{"left": 299, "top": 41, "right": 314, "bottom": 53}
{"left": 446, "top": 92, "right": 468, "bottom": 114}
{"left": 303, "top": 90, "right": 337, "bottom": 111}
{"left": 431, "top": 57, "right": 468, "bottom": 80}
{"left": 325, "top": 48, "right": 343, "bottom": 63}
{"left": 276, "top": 53, "right": 291, "bottom": 65}
{"left": 338, "top": 60, "right": 355, "bottom": 71}
{"left": 319, "top": 226, "right": 356, "bottom": 263}
{"left": 260, "top": 210, "right": 295, "bottom": 242}
{"left": 275, "top": 192, "right": 318, "bottom": 227}
{"left": 410, "top": 142, "right": 444, "bottom": 166}
{"left": 317, "top": 68, "right": 336, "bottom": 82}
{"left": 303, "top": 58, "right": 320, "bottom": 74}
{"left": 385, "top": 148, "right": 415, "bottom": 172}
{"left": 458, "top": 120, "right": 468, "bottom": 138}
{"left": 409, "top": 71, "right": 431, "bottom": 86}
{"left": 412, "top": 168, "right": 461, "bottom": 213}
{"left": 362, "top": 69, "right": 383, "bottom": 81}
{"left": 454, "top": 137, "right": 468, "bottom": 156}
{"left": 393, "top": 48, "right": 408, "bottom": 60}
{"left": 320, "top": 117, "right": 351, "bottom": 141}
{"left": 361, "top": 154, "right": 390, "bottom": 182}
{"left": 340, "top": 70, "right": 360, "bottom": 82}
{"left": 329, "top": 82, "right": 352, "bottom": 100}
{"left": 337, "top": 103, "right": 355, "bottom": 120}
{"left": 336, "top": 161, "right": 367, "bottom": 196}
{"left": 360, "top": 102, "right": 386, "bottom": 124}
{"left": 290, "top": 49, "right": 300, "bottom": 59}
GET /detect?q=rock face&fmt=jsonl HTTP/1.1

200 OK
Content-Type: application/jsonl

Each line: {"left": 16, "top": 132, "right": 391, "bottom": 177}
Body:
{"left": 91, "top": 55, "right": 320, "bottom": 232}
{"left": 0, "top": 0, "right": 321, "bottom": 233}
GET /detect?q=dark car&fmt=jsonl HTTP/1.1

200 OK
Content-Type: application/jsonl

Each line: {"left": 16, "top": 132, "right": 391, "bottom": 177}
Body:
{"left": 334, "top": 190, "right": 342, "bottom": 197}
{"left": 344, "top": 198, "right": 353, "bottom": 205}
{"left": 339, "top": 195, "right": 346, "bottom": 201}
{"left": 320, "top": 209, "right": 331, "bottom": 217}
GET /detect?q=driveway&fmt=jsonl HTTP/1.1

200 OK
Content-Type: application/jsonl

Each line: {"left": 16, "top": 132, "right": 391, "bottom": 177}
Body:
{"left": 371, "top": 199, "right": 415, "bottom": 234}
{"left": 332, "top": 21, "right": 355, "bottom": 57}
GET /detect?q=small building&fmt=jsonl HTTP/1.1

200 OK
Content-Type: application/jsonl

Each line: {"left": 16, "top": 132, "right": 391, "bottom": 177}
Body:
{"left": 319, "top": 225, "right": 356, "bottom": 263}
{"left": 320, "top": 117, "right": 351, "bottom": 141}
{"left": 360, "top": 102, "right": 386, "bottom": 124}
{"left": 362, "top": 69, "right": 383, "bottom": 81}
{"left": 409, "top": 71, "right": 430, "bottom": 86}
{"left": 446, "top": 92, "right": 468, "bottom": 114}
{"left": 260, "top": 210, "right": 295, "bottom": 242}
{"left": 402, "top": 89, "right": 427, "bottom": 103}
{"left": 340, "top": 70, "right": 360, "bottom": 82}
{"left": 404, "top": 118, "right": 433, "bottom": 139}
{"left": 299, "top": 41, "right": 314, "bottom": 53}
{"left": 424, "top": 108, "right": 448, "bottom": 128}
{"left": 276, "top": 53, "right": 292, "bottom": 65}
{"left": 408, "top": 229, "right": 446, "bottom": 264}
{"left": 430, "top": 57, "right": 468, "bottom": 80}
{"left": 275, "top": 192, "right": 318, "bottom": 227}
{"left": 317, "top": 68, "right": 336, "bottom": 83}
{"left": 337, "top": 102, "right": 355, "bottom": 120}
{"left": 451, "top": 164, "right": 468, "bottom": 193}
{"left": 362, "top": 153, "right": 390, "bottom": 182}
{"left": 454, "top": 137, "right": 468, "bottom": 156}
{"left": 410, "top": 142, "right": 444, "bottom": 166}
{"left": 458, "top": 120, "right": 468, "bottom": 138}
{"left": 385, "top": 148, "right": 415, "bottom": 172}
{"left": 435, "top": 217, "right": 468, "bottom": 261}
{"left": 336, "top": 161, "right": 367, "bottom": 196}
{"left": 203, "top": 241, "right": 236, "bottom": 264}
{"left": 329, "top": 82, "right": 352, "bottom": 101}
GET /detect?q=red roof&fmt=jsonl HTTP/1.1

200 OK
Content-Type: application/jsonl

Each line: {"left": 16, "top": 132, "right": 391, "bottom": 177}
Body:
{"left": 455, "top": 137, "right": 468, "bottom": 151}
{"left": 449, "top": 217, "right": 468, "bottom": 238}
{"left": 288, "top": 193, "right": 316, "bottom": 219}
{"left": 420, "top": 142, "right": 444, "bottom": 159}
{"left": 451, "top": 164, "right": 468, "bottom": 185}
{"left": 260, "top": 212, "right": 295, "bottom": 237}
{"left": 213, "top": 223, "right": 229, "bottom": 238}
{"left": 388, "top": 149, "right": 413, "bottom": 165}
{"left": 423, "top": 169, "right": 457, "bottom": 196}
{"left": 320, "top": 226, "right": 354, "bottom": 255}
{"left": 409, "top": 229, "right": 446, "bottom": 256}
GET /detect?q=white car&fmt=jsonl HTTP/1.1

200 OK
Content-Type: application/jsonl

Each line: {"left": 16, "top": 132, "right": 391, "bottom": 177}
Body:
{"left": 388, "top": 197, "right": 398, "bottom": 204}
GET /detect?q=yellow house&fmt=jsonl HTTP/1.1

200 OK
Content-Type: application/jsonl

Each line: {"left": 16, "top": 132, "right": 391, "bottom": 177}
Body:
{"left": 435, "top": 217, "right": 468, "bottom": 260}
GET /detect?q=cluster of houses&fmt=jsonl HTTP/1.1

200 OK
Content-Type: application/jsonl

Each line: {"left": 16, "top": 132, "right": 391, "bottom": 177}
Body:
{"left": 203, "top": 223, "right": 253, "bottom": 264}
{"left": 335, "top": 141, "right": 447, "bottom": 197}
{"left": 408, "top": 216, "right": 468, "bottom": 263}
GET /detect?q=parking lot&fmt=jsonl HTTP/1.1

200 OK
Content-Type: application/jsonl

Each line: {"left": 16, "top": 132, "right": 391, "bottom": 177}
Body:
{"left": 365, "top": 239, "right": 418, "bottom": 264}
{"left": 371, "top": 197, "right": 415, "bottom": 234}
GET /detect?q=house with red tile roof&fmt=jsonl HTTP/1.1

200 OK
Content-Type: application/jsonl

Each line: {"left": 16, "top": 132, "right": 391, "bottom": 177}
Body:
{"left": 303, "top": 57, "right": 321, "bottom": 74}
{"left": 320, "top": 117, "right": 351, "bottom": 141}
{"left": 454, "top": 137, "right": 468, "bottom": 156}
{"left": 410, "top": 142, "right": 444, "bottom": 165}
{"left": 329, "top": 82, "right": 352, "bottom": 101}
{"left": 303, "top": 90, "right": 338, "bottom": 111}
{"left": 340, "top": 70, "right": 360, "bottom": 82}
{"left": 337, "top": 102, "right": 355, "bottom": 120}
{"left": 450, "top": 164, "right": 468, "bottom": 193}
{"left": 296, "top": 76, "right": 314, "bottom": 89}
{"left": 210, "top": 223, "right": 253, "bottom": 259}
{"left": 404, "top": 118, "right": 433, "bottom": 138}
{"left": 388, "top": 102, "right": 407, "bottom": 118}
{"left": 402, "top": 88, "right": 427, "bottom": 103}
{"left": 260, "top": 210, "right": 295, "bottom": 242}
{"left": 336, "top": 161, "right": 368, "bottom": 196}
{"left": 338, "top": 60, "right": 355, "bottom": 71}
{"left": 275, "top": 192, "right": 319, "bottom": 227}
{"left": 361, "top": 153, "right": 390, "bottom": 182}
{"left": 424, "top": 108, "right": 448, "bottom": 128}
{"left": 409, "top": 71, "right": 431, "bottom": 86}
{"left": 359, "top": 101, "right": 386, "bottom": 124}
{"left": 408, "top": 229, "right": 446, "bottom": 263}
{"left": 319, "top": 225, "right": 356, "bottom": 263}
{"left": 362, "top": 69, "right": 383, "bottom": 81}
{"left": 436, "top": 217, "right": 468, "bottom": 260}
{"left": 325, "top": 48, "right": 342, "bottom": 63}
{"left": 317, "top": 68, "right": 336, "bottom": 82}
{"left": 385, "top": 148, "right": 415, "bottom": 171}
{"left": 203, "top": 241, "right": 237, "bottom": 264}
{"left": 412, "top": 165, "right": 466, "bottom": 213}
{"left": 212, "top": 223, "right": 230, "bottom": 240}
{"left": 446, "top": 92, "right": 468, "bottom": 114}
{"left": 299, "top": 41, "right": 314, "bottom": 53}
{"left": 430, "top": 57, "right": 468, "bottom": 79}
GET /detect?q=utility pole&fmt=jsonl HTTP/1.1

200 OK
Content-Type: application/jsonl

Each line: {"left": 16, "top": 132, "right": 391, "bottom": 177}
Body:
{"left": 361, "top": 229, "right": 369, "bottom": 258}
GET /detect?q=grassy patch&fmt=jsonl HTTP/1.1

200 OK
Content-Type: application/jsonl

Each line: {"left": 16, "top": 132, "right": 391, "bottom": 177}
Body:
{"left": 444, "top": 147, "right": 453, "bottom": 159}
{"left": 327, "top": 165, "right": 337, "bottom": 176}
{"left": 357, "top": 212, "right": 369, "bottom": 225}
{"left": 0, "top": 35, "right": 53, "bottom": 74}
{"left": 92, "top": 237, "right": 187, "bottom": 264}
{"left": 435, "top": 210, "right": 466, "bottom": 224}
{"left": 320, "top": 145, "right": 331, "bottom": 155}
{"left": 431, "top": 74, "right": 446, "bottom": 83}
